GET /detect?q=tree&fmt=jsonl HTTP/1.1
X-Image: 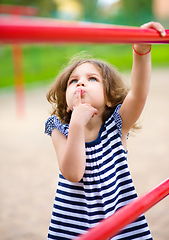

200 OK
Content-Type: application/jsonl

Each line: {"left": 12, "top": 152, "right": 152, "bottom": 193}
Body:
{"left": 79, "top": 0, "right": 99, "bottom": 22}
{"left": 120, "top": 0, "right": 153, "bottom": 25}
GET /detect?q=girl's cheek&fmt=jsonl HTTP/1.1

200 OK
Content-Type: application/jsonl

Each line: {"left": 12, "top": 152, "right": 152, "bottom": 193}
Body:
{"left": 65, "top": 91, "right": 69, "bottom": 107}
{"left": 66, "top": 91, "right": 74, "bottom": 110}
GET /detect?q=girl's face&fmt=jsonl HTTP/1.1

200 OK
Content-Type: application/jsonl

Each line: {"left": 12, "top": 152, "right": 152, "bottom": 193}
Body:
{"left": 66, "top": 63, "right": 106, "bottom": 113}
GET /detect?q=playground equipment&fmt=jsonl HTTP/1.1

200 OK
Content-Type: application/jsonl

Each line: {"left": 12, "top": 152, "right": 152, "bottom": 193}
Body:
{"left": 0, "top": 16, "right": 168, "bottom": 116}
{"left": 0, "top": 13, "right": 169, "bottom": 239}
{"left": 0, "top": 16, "right": 169, "bottom": 44}
{"left": 0, "top": 5, "right": 38, "bottom": 117}
{"left": 0, "top": 16, "right": 169, "bottom": 117}
{"left": 75, "top": 178, "right": 169, "bottom": 240}
{"left": 0, "top": 4, "right": 38, "bottom": 16}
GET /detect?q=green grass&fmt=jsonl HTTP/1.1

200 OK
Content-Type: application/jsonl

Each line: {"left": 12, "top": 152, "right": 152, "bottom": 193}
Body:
{"left": 0, "top": 44, "right": 169, "bottom": 88}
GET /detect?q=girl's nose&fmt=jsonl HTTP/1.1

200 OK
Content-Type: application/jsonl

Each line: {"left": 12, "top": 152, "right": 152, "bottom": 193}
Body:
{"left": 76, "top": 79, "right": 85, "bottom": 87}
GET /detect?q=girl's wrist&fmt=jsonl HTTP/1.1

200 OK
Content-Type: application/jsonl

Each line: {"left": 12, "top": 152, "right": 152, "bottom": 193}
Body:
{"left": 133, "top": 44, "right": 151, "bottom": 56}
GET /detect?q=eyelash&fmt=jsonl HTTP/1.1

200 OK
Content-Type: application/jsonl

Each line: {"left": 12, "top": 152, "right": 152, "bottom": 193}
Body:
{"left": 89, "top": 77, "right": 97, "bottom": 82}
{"left": 68, "top": 77, "right": 97, "bottom": 85}
{"left": 69, "top": 79, "right": 78, "bottom": 85}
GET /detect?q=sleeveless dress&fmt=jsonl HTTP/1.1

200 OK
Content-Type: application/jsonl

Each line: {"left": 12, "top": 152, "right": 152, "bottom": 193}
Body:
{"left": 45, "top": 105, "right": 153, "bottom": 240}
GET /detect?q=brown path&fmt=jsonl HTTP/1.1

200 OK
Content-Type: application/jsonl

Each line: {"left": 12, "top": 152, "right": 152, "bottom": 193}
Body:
{"left": 0, "top": 68, "right": 169, "bottom": 240}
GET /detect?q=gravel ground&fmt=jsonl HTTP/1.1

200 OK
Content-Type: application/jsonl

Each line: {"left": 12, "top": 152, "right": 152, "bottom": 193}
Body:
{"left": 0, "top": 68, "right": 169, "bottom": 240}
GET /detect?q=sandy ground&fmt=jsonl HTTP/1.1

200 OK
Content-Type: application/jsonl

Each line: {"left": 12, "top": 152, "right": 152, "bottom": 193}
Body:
{"left": 0, "top": 68, "right": 169, "bottom": 240}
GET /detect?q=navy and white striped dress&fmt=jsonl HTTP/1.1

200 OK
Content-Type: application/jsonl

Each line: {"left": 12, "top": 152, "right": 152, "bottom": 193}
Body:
{"left": 45, "top": 105, "right": 152, "bottom": 240}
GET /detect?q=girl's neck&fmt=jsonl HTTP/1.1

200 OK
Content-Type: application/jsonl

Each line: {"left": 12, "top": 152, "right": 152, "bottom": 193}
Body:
{"left": 85, "top": 115, "right": 103, "bottom": 142}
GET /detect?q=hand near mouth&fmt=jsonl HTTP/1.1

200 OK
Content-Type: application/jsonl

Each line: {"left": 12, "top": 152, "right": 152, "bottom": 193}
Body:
{"left": 71, "top": 88, "right": 98, "bottom": 127}
{"left": 75, "top": 87, "right": 85, "bottom": 96}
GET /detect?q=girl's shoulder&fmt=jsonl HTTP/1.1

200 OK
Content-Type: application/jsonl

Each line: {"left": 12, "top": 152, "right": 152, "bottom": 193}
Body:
{"left": 105, "top": 104, "right": 123, "bottom": 138}
{"left": 44, "top": 105, "right": 123, "bottom": 138}
{"left": 44, "top": 115, "right": 69, "bottom": 137}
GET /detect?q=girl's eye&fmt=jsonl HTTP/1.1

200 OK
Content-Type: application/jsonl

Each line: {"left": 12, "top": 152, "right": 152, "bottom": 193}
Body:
{"left": 89, "top": 77, "right": 97, "bottom": 82}
{"left": 69, "top": 79, "right": 78, "bottom": 85}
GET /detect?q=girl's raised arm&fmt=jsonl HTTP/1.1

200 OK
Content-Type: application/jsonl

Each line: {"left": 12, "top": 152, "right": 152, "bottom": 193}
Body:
{"left": 119, "top": 22, "right": 166, "bottom": 138}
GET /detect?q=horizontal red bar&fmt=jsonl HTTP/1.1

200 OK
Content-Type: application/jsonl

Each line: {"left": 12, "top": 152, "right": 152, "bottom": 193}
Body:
{"left": 0, "top": 17, "right": 169, "bottom": 44}
{"left": 75, "top": 178, "right": 169, "bottom": 240}
{"left": 0, "top": 4, "right": 38, "bottom": 16}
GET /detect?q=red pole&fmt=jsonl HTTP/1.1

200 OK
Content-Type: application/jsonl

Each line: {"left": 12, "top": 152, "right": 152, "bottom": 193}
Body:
{"left": 0, "top": 6, "right": 39, "bottom": 117}
{"left": 0, "top": 4, "right": 39, "bottom": 16}
{"left": 0, "top": 16, "right": 169, "bottom": 44}
{"left": 75, "top": 178, "right": 169, "bottom": 240}
{"left": 12, "top": 44, "right": 26, "bottom": 117}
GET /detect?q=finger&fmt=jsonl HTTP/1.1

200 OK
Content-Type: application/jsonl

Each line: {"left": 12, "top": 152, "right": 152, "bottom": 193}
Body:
{"left": 85, "top": 103, "right": 98, "bottom": 114}
{"left": 141, "top": 22, "right": 166, "bottom": 37}
{"left": 153, "top": 22, "right": 166, "bottom": 37}
{"left": 75, "top": 88, "right": 82, "bottom": 106}
{"left": 94, "top": 108, "right": 98, "bottom": 115}
{"left": 157, "top": 26, "right": 166, "bottom": 37}
{"left": 92, "top": 107, "right": 98, "bottom": 117}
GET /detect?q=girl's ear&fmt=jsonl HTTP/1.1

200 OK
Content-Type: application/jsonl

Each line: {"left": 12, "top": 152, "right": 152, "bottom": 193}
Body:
{"left": 106, "top": 102, "right": 112, "bottom": 108}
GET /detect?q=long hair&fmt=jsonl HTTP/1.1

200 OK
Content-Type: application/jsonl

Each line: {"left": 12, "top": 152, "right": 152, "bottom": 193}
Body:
{"left": 46, "top": 57, "right": 129, "bottom": 124}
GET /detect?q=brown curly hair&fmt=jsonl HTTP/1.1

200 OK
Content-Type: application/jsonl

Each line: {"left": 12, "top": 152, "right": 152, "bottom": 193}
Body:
{"left": 46, "top": 57, "right": 129, "bottom": 124}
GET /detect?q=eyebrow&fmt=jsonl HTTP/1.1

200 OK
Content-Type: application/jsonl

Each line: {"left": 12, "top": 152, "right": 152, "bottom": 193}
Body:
{"left": 69, "top": 75, "right": 77, "bottom": 79}
{"left": 88, "top": 73, "right": 101, "bottom": 77}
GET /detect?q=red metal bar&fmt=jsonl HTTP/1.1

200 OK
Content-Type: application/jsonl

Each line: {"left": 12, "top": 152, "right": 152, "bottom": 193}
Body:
{"left": 0, "top": 4, "right": 38, "bottom": 16}
{"left": 12, "top": 44, "right": 26, "bottom": 117}
{"left": 75, "top": 178, "right": 169, "bottom": 240}
{"left": 0, "top": 16, "right": 169, "bottom": 44}
{"left": 0, "top": 6, "right": 38, "bottom": 118}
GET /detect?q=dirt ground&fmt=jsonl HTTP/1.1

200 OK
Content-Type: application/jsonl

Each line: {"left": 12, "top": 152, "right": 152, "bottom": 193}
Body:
{"left": 0, "top": 67, "right": 169, "bottom": 240}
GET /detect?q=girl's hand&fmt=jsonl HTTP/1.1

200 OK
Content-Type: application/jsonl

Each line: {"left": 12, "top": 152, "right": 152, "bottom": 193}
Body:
{"left": 134, "top": 21, "right": 166, "bottom": 55}
{"left": 141, "top": 21, "right": 166, "bottom": 37}
{"left": 70, "top": 88, "right": 98, "bottom": 127}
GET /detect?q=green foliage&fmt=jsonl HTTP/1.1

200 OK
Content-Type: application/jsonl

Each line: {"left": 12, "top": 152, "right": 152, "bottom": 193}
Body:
{"left": 78, "top": 0, "right": 155, "bottom": 26}
{"left": 0, "top": 44, "right": 169, "bottom": 89}
{"left": 79, "top": 0, "right": 99, "bottom": 22}
{"left": 99, "top": 0, "right": 155, "bottom": 26}
{"left": 0, "top": 0, "right": 57, "bottom": 17}
{"left": 122, "top": 0, "right": 152, "bottom": 15}
{"left": 119, "top": 0, "right": 154, "bottom": 26}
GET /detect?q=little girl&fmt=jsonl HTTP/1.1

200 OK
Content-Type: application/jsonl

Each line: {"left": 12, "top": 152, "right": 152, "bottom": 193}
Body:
{"left": 45, "top": 22, "right": 166, "bottom": 240}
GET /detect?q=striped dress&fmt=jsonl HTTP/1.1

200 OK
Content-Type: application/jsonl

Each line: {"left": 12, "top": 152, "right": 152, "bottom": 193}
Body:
{"left": 45, "top": 105, "right": 152, "bottom": 240}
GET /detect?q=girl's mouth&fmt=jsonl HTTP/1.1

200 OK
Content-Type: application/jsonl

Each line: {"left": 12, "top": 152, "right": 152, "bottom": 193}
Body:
{"left": 81, "top": 90, "right": 85, "bottom": 95}
{"left": 75, "top": 89, "right": 85, "bottom": 95}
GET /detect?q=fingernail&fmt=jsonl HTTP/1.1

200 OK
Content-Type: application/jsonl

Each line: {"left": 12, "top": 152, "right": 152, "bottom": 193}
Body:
{"left": 162, "top": 31, "right": 166, "bottom": 36}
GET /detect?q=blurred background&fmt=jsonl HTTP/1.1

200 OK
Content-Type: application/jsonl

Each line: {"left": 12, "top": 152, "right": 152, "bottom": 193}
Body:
{"left": 0, "top": 1, "right": 169, "bottom": 240}
{"left": 0, "top": 0, "right": 169, "bottom": 89}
